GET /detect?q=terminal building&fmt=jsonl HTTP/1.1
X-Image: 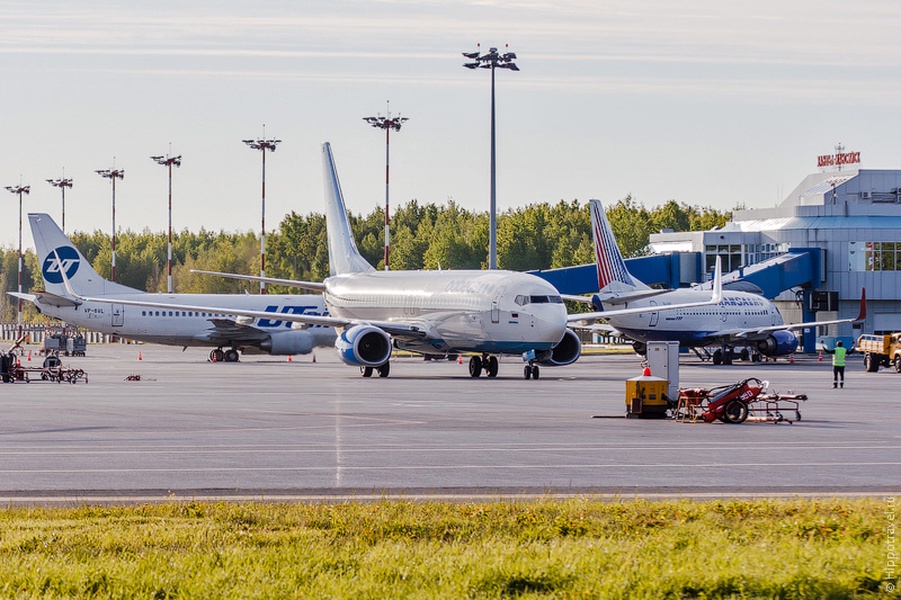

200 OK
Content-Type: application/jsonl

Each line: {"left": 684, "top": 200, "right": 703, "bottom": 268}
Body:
{"left": 536, "top": 150, "right": 901, "bottom": 353}
{"left": 649, "top": 163, "right": 901, "bottom": 351}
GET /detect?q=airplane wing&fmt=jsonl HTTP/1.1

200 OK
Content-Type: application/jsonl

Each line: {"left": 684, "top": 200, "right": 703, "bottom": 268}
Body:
{"left": 191, "top": 270, "right": 327, "bottom": 293}
{"left": 568, "top": 257, "right": 724, "bottom": 326}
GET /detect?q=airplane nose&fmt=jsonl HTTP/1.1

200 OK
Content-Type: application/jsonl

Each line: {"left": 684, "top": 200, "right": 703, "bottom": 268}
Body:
{"left": 536, "top": 306, "right": 567, "bottom": 343}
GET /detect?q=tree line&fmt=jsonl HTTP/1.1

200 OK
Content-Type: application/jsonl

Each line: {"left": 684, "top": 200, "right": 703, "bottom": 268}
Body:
{"left": 1, "top": 197, "right": 731, "bottom": 322}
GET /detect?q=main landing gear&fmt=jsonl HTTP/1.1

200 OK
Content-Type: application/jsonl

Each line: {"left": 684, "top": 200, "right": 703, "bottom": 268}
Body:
{"left": 523, "top": 361, "right": 540, "bottom": 380}
{"left": 468, "top": 354, "right": 499, "bottom": 378}
{"left": 361, "top": 363, "right": 391, "bottom": 378}
{"left": 210, "top": 348, "right": 240, "bottom": 363}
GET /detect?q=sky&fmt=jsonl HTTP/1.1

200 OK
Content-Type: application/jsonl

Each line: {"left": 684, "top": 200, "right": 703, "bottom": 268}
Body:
{"left": 2, "top": 0, "right": 901, "bottom": 250}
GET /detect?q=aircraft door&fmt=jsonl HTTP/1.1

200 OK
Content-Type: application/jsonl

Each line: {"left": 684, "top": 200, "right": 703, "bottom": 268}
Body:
{"left": 491, "top": 287, "right": 505, "bottom": 324}
{"left": 648, "top": 301, "right": 659, "bottom": 327}
{"left": 111, "top": 304, "right": 124, "bottom": 327}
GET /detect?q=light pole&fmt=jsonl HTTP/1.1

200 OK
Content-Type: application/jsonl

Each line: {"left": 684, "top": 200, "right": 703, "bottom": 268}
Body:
{"left": 243, "top": 131, "right": 281, "bottom": 294}
{"left": 5, "top": 183, "right": 30, "bottom": 337}
{"left": 150, "top": 152, "right": 182, "bottom": 293}
{"left": 364, "top": 102, "right": 408, "bottom": 270}
{"left": 95, "top": 165, "right": 125, "bottom": 282}
{"left": 46, "top": 174, "right": 73, "bottom": 233}
{"left": 463, "top": 43, "right": 519, "bottom": 270}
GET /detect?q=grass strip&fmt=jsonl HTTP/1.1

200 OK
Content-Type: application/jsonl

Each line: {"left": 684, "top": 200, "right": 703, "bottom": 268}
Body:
{"left": 0, "top": 497, "right": 893, "bottom": 598}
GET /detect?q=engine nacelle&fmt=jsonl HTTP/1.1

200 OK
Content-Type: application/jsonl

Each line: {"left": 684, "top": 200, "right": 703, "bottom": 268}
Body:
{"left": 537, "top": 328, "right": 582, "bottom": 367}
{"left": 260, "top": 330, "right": 315, "bottom": 356}
{"left": 755, "top": 330, "right": 799, "bottom": 356}
{"left": 335, "top": 324, "right": 392, "bottom": 367}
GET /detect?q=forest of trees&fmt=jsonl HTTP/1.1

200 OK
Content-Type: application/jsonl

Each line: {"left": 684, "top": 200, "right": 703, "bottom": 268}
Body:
{"left": 1, "top": 197, "right": 732, "bottom": 322}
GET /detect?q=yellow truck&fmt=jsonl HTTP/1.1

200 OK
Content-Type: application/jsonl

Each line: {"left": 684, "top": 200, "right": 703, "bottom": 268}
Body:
{"left": 856, "top": 333, "right": 901, "bottom": 373}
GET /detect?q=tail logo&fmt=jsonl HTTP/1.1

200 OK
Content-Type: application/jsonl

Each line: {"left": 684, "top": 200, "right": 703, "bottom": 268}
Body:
{"left": 42, "top": 246, "right": 80, "bottom": 284}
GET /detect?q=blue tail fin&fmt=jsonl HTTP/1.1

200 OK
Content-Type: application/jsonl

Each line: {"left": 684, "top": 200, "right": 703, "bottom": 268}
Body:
{"left": 321, "top": 142, "right": 374, "bottom": 276}
{"left": 589, "top": 199, "right": 649, "bottom": 294}
{"left": 29, "top": 213, "right": 136, "bottom": 296}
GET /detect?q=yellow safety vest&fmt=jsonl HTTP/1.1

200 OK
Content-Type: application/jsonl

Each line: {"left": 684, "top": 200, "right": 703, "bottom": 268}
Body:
{"left": 833, "top": 346, "right": 847, "bottom": 367}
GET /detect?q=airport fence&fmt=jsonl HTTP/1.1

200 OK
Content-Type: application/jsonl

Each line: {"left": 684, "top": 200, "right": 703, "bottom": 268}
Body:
{"left": 1, "top": 323, "right": 109, "bottom": 345}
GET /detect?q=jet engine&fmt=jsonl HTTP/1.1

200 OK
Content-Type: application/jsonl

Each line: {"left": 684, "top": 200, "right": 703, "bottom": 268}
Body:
{"left": 335, "top": 324, "right": 392, "bottom": 367}
{"left": 755, "top": 330, "right": 799, "bottom": 356}
{"left": 260, "top": 330, "right": 315, "bottom": 356}
{"left": 537, "top": 328, "right": 582, "bottom": 366}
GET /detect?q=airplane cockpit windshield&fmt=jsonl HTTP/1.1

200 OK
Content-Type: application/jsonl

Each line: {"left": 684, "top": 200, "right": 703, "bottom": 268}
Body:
{"left": 514, "top": 294, "right": 564, "bottom": 306}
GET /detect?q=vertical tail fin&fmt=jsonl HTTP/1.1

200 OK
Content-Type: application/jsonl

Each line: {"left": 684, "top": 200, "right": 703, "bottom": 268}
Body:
{"left": 29, "top": 213, "right": 135, "bottom": 296}
{"left": 589, "top": 199, "right": 649, "bottom": 293}
{"left": 321, "top": 142, "right": 374, "bottom": 276}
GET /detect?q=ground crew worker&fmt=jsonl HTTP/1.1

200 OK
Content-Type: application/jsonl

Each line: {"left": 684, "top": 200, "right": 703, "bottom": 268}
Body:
{"left": 821, "top": 340, "right": 854, "bottom": 388}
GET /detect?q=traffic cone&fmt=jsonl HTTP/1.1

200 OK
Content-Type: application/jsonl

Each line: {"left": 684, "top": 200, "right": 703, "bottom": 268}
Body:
{"left": 138, "top": 351, "right": 142, "bottom": 361}
{"left": 818, "top": 350, "right": 823, "bottom": 361}
{"left": 457, "top": 355, "right": 463, "bottom": 365}
{"left": 790, "top": 354, "right": 795, "bottom": 364}
{"left": 27, "top": 350, "right": 31, "bottom": 362}
{"left": 287, "top": 355, "right": 293, "bottom": 362}
{"left": 312, "top": 354, "right": 317, "bottom": 363}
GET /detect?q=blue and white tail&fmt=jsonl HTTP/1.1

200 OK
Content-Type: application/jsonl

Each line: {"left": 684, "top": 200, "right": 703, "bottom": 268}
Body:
{"left": 589, "top": 199, "right": 650, "bottom": 294}
{"left": 29, "top": 213, "right": 136, "bottom": 297}
{"left": 322, "top": 142, "right": 375, "bottom": 276}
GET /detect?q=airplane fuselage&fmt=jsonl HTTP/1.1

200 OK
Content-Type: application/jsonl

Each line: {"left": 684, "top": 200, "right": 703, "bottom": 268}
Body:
{"left": 35, "top": 293, "right": 333, "bottom": 349}
{"left": 325, "top": 269, "right": 568, "bottom": 354}
{"left": 603, "top": 289, "right": 783, "bottom": 347}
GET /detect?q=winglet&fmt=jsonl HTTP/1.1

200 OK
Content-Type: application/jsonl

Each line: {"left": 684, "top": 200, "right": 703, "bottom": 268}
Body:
{"left": 854, "top": 287, "right": 867, "bottom": 322}
{"left": 711, "top": 256, "right": 723, "bottom": 304}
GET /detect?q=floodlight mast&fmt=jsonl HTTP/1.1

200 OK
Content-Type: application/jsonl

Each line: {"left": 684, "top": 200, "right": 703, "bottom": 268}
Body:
{"left": 95, "top": 165, "right": 125, "bottom": 282}
{"left": 463, "top": 43, "right": 519, "bottom": 270}
{"left": 364, "top": 101, "right": 408, "bottom": 270}
{"left": 151, "top": 152, "right": 182, "bottom": 293}
{"left": 5, "top": 183, "right": 30, "bottom": 337}
{"left": 46, "top": 173, "right": 73, "bottom": 233}
{"left": 243, "top": 130, "right": 281, "bottom": 294}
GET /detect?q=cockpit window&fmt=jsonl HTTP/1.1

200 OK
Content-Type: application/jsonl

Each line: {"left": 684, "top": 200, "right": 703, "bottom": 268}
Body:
{"left": 516, "top": 294, "right": 564, "bottom": 305}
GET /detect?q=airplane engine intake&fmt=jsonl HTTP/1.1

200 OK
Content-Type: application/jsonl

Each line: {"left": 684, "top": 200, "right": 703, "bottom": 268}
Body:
{"left": 756, "top": 330, "right": 799, "bottom": 356}
{"left": 537, "top": 328, "right": 582, "bottom": 366}
{"left": 261, "top": 331, "right": 315, "bottom": 356}
{"left": 335, "top": 324, "right": 392, "bottom": 367}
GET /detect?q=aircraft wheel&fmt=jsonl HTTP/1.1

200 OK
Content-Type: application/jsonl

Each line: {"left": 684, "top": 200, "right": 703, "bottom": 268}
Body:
{"left": 377, "top": 363, "right": 390, "bottom": 378}
{"left": 532, "top": 365, "right": 540, "bottom": 380}
{"left": 361, "top": 366, "right": 373, "bottom": 378}
{"left": 486, "top": 356, "right": 499, "bottom": 378}
{"left": 712, "top": 350, "right": 723, "bottom": 365}
{"left": 722, "top": 400, "right": 749, "bottom": 424}
{"left": 212, "top": 349, "right": 225, "bottom": 363}
{"left": 894, "top": 356, "right": 901, "bottom": 373}
{"left": 739, "top": 348, "right": 750, "bottom": 361}
{"left": 523, "top": 365, "right": 532, "bottom": 380}
{"left": 469, "top": 356, "right": 482, "bottom": 378}
{"left": 225, "top": 349, "right": 240, "bottom": 362}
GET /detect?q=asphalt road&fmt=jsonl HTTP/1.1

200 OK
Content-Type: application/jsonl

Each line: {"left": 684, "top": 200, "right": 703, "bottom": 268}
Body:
{"left": 1, "top": 343, "right": 898, "bottom": 504}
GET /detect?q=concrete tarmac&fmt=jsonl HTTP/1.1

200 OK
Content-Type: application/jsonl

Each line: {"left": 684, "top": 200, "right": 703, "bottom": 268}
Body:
{"left": 0, "top": 343, "right": 898, "bottom": 504}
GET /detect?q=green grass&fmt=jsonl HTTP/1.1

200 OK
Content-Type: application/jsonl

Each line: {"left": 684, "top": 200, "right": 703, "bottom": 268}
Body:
{"left": 0, "top": 498, "right": 892, "bottom": 598}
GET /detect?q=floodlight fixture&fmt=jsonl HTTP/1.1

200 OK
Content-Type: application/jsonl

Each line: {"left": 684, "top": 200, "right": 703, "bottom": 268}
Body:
{"left": 46, "top": 175, "right": 73, "bottom": 232}
{"left": 96, "top": 166, "right": 125, "bottom": 282}
{"left": 244, "top": 129, "right": 281, "bottom": 293}
{"left": 363, "top": 101, "right": 409, "bottom": 270}
{"left": 5, "top": 183, "right": 30, "bottom": 336}
{"left": 461, "top": 43, "right": 519, "bottom": 270}
{"left": 151, "top": 152, "right": 182, "bottom": 293}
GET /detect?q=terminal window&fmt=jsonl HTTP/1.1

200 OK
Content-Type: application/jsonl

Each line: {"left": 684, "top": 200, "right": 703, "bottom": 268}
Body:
{"left": 849, "top": 241, "right": 900, "bottom": 271}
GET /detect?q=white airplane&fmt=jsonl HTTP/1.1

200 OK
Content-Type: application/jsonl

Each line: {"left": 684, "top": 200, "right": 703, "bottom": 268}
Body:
{"left": 54, "top": 143, "right": 723, "bottom": 379}
{"left": 10, "top": 213, "right": 336, "bottom": 362}
{"left": 568, "top": 199, "right": 866, "bottom": 364}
